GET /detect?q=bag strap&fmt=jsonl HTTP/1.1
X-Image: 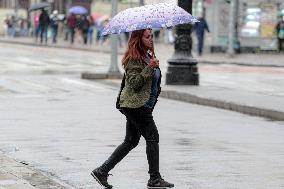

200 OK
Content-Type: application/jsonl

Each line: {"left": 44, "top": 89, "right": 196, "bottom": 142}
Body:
{"left": 116, "top": 73, "right": 126, "bottom": 110}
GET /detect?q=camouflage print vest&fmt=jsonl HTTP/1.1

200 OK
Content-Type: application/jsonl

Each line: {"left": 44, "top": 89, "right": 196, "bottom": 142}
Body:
{"left": 118, "top": 59, "right": 156, "bottom": 109}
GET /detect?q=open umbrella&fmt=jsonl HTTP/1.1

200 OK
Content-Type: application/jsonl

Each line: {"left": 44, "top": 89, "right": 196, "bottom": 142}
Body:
{"left": 69, "top": 6, "right": 88, "bottom": 15}
{"left": 29, "top": 2, "right": 50, "bottom": 12}
{"left": 101, "top": 3, "right": 199, "bottom": 36}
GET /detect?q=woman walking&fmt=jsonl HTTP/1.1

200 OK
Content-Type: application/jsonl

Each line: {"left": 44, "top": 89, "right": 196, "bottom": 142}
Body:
{"left": 91, "top": 29, "right": 174, "bottom": 189}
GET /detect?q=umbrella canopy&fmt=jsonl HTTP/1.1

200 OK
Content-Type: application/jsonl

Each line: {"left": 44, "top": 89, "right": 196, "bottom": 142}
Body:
{"left": 29, "top": 2, "right": 50, "bottom": 12}
{"left": 69, "top": 6, "right": 88, "bottom": 15}
{"left": 101, "top": 3, "right": 199, "bottom": 36}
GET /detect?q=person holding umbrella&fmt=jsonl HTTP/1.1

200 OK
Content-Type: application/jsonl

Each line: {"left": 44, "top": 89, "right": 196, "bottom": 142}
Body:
{"left": 92, "top": 28, "right": 174, "bottom": 189}
{"left": 90, "top": 3, "right": 198, "bottom": 189}
{"left": 28, "top": 2, "right": 51, "bottom": 43}
{"left": 39, "top": 9, "right": 50, "bottom": 44}
{"left": 78, "top": 15, "right": 90, "bottom": 45}
{"left": 67, "top": 13, "right": 77, "bottom": 44}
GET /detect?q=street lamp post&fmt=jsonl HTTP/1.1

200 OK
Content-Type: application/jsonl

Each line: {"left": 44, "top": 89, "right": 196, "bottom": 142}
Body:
{"left": 139, "top": 0, "right": 144, "bottom": 6}
{"left": 228, "top": 0, "right": 236, "bottom": 56}
{"left": 81, "top": 0, "right": 121, "bottom": 80}
{"left": 14, "top": 0, "right": 18, "bottom": 18}
{"left": 108, "top": 0, "right": 121, "bottom": 77}
{"left": 165, "top": 0, "right": 199, "bottom": 85}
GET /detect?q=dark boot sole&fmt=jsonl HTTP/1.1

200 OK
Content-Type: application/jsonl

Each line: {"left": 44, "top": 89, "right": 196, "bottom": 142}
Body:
{"left": 147, "top": 186, "right": 174, "bottom": 189}
{"left": 91, "top": 172, "right": 112, "bottom": 189}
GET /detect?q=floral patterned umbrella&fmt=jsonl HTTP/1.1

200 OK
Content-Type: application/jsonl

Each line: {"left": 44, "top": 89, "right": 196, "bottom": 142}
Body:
{"left": 101, "top": 3, "right": 199, "bottom": 36}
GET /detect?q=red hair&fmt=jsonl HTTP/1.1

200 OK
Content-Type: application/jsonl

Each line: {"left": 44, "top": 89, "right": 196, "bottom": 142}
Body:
{"left": 122, "top": 29, "right": 155, "bottom": 66}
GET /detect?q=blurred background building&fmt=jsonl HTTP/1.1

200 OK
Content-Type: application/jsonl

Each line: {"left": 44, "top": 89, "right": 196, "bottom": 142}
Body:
{"left": 193, "top": 0, "right": 284, "bottom": 52}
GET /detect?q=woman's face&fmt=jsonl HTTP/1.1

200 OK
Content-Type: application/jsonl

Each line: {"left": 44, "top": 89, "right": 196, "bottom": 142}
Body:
{"left": 142, "top": 29, "right": 153, "bottom": 49}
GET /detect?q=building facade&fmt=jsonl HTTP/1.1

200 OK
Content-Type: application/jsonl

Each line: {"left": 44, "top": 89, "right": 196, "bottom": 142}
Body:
{"left": 0, "top": 0, "right": 92, "bottom": 35}
{"left": 144, "top": 0, "right": 284, "bottom": 52}
{"left": 194, "top": 0, "right": 284, "bottom": 51}
{"left": 0, "top": 0, "right": 92, "bottom": 14}
{"left": 0, "top": 0, "right": 30, "bottom": 9}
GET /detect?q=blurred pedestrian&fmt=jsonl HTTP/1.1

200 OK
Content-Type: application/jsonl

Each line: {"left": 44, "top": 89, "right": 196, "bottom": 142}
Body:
{"left": 153, "top": 28, "right": 160, "bottom": 42}
{"left": 63, "top": 19, "right": 69, "bottom": 41}
{"left": 39, "top": 9, "right": 50, "bottom": 44}
{"left": 91, "top": 29, "right": 174, "bottom": 189}
{"left": 79, "top": 15, "right": 90, "bottom": 45}
{"left": 194, "top": 16, "right": 210, "bottom": 56}
{"left": 50, "top": 10, "right": 59, "bottom": 44}
{"left": 67, "top": 13, "right": 77, "bottom": 44}
{"left": 124, "top": 32, "right": 130, "bottom": 42}
{"left": 19, "top": 19, "right": 28, "bottom": 37}
{"left": 3, "top": 16, "right": 9, "bottom": 37}
{"left": 95, "top": 19, "right": 105, "bottom": 45}
{"left": 87, "top": 15, "right": 95, "bottom": 44}
{"left": 7, "top": 16, "right": 16, "bottom": 38}
{"left": 276, "top": 15, "right": 284, "bottom": 52}
{"left": 164, "top": 27, "right": 174, "bottom": 44}
{"left": 34, "top": 14, "right": 40, "bottom": 42}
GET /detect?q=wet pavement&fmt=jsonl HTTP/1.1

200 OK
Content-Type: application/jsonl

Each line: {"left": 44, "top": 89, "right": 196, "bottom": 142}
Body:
{"left": 0, "top": 43, "right": 284, "bottom": 189}
{"left": 1, "top": 36, "right": 284, "bottom": 67}
{"left": 0, "top": 75, "right": 284, "bottom": 189}
{"left": 3, "top": 43, "right": 284, "bottom": 121}
{"left": 1, "top": 43, "right": 284, "bottom": 99}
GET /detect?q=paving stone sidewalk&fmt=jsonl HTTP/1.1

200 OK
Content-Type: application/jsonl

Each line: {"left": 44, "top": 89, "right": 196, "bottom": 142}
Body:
{"left": 0, "top": 152, "right": 71, "bottom": 189}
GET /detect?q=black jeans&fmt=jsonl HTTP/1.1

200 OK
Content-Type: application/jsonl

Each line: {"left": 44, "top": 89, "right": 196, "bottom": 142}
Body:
{"left": 197, "top": 35, "right": 204, "bottom": 56}
{"left": 100, "top": 107, "right": 160, "bottom": 179}
{"left": 40, "top": 25, "right": 48, "bottom": 43}
{"left": 69, "top": 28, "right": 75, "bottom": 44}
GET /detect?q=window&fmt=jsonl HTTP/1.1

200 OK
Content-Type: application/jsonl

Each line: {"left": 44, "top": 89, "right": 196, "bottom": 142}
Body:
{"left": 240, "top": 3, "right": 261, "bottom": 37}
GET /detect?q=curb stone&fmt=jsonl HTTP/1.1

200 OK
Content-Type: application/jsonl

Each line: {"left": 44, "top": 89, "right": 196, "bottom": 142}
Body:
{"left": 159, "top": 90, "right": 284, "bottom": 121}
{"left": 199, "top": 60, "right": 284, "bottom": 68}
{"left": 92, "top": 78, "right": 284, "bottom": 121}
{"left": 0, "top": 153, "right": 73, "bottom": 189}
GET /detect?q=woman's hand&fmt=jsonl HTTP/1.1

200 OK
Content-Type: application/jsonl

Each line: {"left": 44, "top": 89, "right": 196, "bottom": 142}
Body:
{"left": 149, "top": 58, "right": 159, "bottom": 69}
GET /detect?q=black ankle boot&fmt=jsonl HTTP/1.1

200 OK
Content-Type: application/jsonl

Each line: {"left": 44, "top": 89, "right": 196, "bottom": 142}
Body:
{"left": 91, "top": 168, "right": 113, "bottom": 189}
{"left": 147, "top": 177, "right": 174, "bottom": 188}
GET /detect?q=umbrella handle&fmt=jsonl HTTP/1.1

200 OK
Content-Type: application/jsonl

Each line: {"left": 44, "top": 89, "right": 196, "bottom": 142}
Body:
{"left": 147, "top": 50, "right": 156, "bottom": 59}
